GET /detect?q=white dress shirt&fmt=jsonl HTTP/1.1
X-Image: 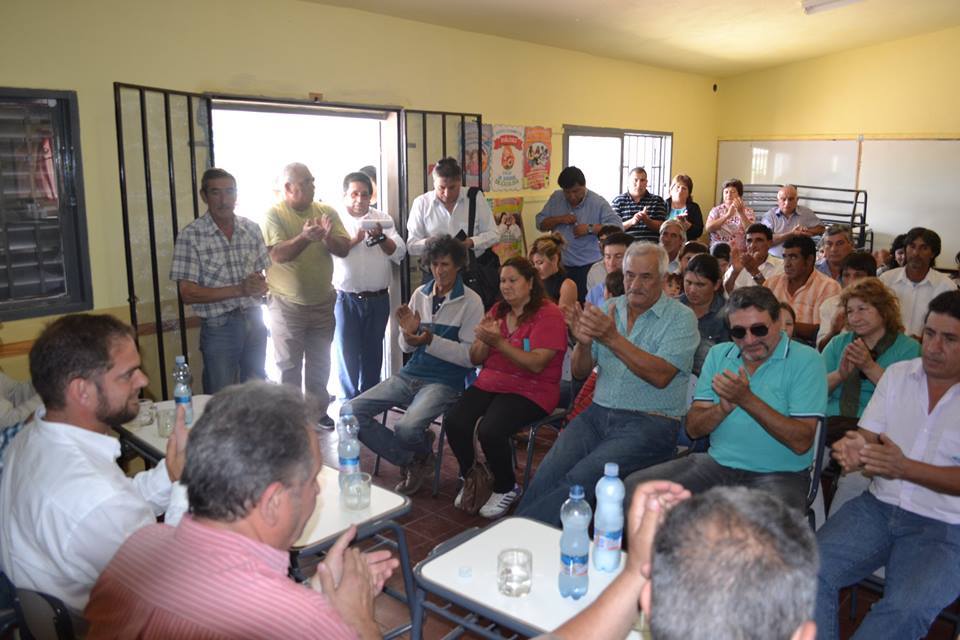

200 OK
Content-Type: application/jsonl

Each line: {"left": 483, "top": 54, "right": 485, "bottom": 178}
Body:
{"left": 816, "top": 293, "right": 841, "bottom": 347}
{"left": 879, "top": 267, "right": 958, "bottom": 337}
{"left": 332, "top": 207, "right": 405, "bottom": 293}
{"left": 859, "top": 359, "right": 960, "bottom": 524}
{"left": 723, "top": 254, "right": 784, "bottom": 291}
{"left": 0, "top": 409, "right": 181, "bottom": 612}
{"left": 406, "top": 189, "right": 498, "bottom": 257}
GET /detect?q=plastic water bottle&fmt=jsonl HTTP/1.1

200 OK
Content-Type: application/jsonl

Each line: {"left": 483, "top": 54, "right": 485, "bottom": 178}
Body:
{"left": 337, "top": 412, "right": 360, "bottom": 489}
{"left": 593, "top": 462, "right": 625, "bottom": 571}
{"left": 172, "top": 355, "right": 193, "bottom": 426}
{"left": 559, "top": 484, "right": 592, "bottom": 599}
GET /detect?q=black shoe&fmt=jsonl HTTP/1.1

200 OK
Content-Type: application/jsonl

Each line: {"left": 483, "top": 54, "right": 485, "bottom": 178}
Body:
{"left": 317, "top": 415, "right": 335, "bottom": 430}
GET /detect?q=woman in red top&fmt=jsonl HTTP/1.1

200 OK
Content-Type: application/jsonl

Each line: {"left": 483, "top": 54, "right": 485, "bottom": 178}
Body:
{"left": 444, "top": 257, "right": 568, "bottom": 518}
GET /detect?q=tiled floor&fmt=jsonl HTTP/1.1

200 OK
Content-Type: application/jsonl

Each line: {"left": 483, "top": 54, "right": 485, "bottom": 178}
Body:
{"left": 315, "top": 410, "right": 958, "bottom": 640}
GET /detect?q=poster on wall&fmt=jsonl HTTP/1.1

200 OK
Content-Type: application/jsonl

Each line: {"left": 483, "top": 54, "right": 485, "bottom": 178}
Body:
{"left": 523, "top": 126, "right": 552, "bottom": 190}
{"left": 488, "top": 197, "right": 526, "bottom": 262}
{"left": 463, "top": 123, "right": 491, "bottom": 192}
{"left": 491, "top": 124, "right": 524, "bottom": 191}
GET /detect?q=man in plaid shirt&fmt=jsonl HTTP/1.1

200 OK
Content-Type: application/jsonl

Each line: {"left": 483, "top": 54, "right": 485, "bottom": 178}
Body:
{"left": 170, "top": 168, "right": 271, "bottom": 393}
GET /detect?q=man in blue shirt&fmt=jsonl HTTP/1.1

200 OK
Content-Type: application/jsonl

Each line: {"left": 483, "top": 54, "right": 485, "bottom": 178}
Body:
{"left": 624, "top": 286, "right": 827, "bottom": 512}
{"left": 535, "top": 166, "right": 622, "bottom": 302}
{"left": 761, "top": 184, "right": 825, "bottom": 258}
{"left": 516, "top": 242, "right": 698, "bottom": 526}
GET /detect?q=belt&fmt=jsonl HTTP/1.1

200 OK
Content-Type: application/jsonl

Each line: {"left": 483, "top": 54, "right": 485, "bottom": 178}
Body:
{"left": 343, "top": 289, "right": 389, "bottom": 299}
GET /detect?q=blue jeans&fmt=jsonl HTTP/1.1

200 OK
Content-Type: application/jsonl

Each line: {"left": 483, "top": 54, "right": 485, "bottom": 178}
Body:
{"left": 347, "top": 372, "right": 461, "bottom": 467}
{"left": 815, "top": 491, "right": 960, "bottom": 640}
{"left": 199, "top": 306, "right": 267, "bottom": 394}
{"left": 334, "top": 290, "right": 391, "bottom": 400}
{"left": 515, "top": 403, "right": 679, "bottom": 526}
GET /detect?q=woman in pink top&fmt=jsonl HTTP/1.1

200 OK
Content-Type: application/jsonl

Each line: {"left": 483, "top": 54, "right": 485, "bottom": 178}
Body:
{"left": 444, "top": 257, "right": 568, "bottom": 519}
{"left": 705, "top": 178, "right": 755, "bottom": 251}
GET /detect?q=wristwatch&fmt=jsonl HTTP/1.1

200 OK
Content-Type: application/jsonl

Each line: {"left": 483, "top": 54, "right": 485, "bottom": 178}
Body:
{"left": 752, "top": 272, "right": 766, "bottom": 284}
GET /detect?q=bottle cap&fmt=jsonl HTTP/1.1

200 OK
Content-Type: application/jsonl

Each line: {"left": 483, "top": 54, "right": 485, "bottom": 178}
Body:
{"left": 604, "top": 462, "right": 619, "bottom": 477}
{"left": 569, "top": 484, "right": 585, "bottom": 499}
{"left": 175, "top": 355, "right": 186, "bottom": 364}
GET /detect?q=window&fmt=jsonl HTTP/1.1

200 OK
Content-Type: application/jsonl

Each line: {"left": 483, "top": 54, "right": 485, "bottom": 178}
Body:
{"left": 563, "top": 125, "right": 672, "bottom": 203}
{"left": 0, "top": 88, "right": 91, "bottom": 320}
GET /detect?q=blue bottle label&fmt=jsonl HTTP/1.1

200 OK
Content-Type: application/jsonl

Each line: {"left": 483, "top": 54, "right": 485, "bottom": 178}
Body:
{"left": 339, "top": 456, "right": 359, "bottom": 473}
{"left": 560, "top": 553, "right": 588, "bottom": 577}
{"left": 594, "top": 529, "right": 623, "bottom": 551}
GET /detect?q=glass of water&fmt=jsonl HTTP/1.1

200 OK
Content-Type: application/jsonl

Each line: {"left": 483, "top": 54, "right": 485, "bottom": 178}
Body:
{"left": 156, "top": 408, "right": 175, "bottom": 438}
{"left": 341, "top": 472, "right": 372, "bottom": 510}
{"left": 497, "top": 548, "right": 532, "bottom": 597}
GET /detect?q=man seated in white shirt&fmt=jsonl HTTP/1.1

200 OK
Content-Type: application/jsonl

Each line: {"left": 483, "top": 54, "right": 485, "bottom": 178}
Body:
{"left": 816, "top": 290, "right": 960, "bottom": 640}
{"left": 0, "top": 314, "right": 187, "bottom": 616}
{"left": 723, "top": 223, "right": 783, "bottom": 294}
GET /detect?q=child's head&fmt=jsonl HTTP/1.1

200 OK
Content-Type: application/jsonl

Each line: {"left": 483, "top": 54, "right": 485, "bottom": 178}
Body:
{"left": 779, "top": 302, "right": 797, "bottom": 337}
{"left": 711, "top": 242, "right": 731, "bottom": 274}
{"left": 604, "top": 269, "right": 624, "bottom": 300}
{"left": 664, "top": 272, "right": 683, "bottom": 298}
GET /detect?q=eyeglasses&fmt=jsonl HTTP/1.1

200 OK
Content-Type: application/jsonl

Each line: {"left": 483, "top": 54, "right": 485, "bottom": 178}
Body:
{"left": 729, "top": 324, "right": 770, "bottom": 339}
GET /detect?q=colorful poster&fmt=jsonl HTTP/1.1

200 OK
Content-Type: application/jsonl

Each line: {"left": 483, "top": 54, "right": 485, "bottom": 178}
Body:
{"left": 489, "top": 197, "right": 526, "bottom": 262}
{"left": 463, "top": 123, "right": 491, "bottom": 192}
{"left": 491, "top": 125, "right": 524, "bottom": 192}
{"left": 523, "top": 126, "right": 552, "bottom": 190}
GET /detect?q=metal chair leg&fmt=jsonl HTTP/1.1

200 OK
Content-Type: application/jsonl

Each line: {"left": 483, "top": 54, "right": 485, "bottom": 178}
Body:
{"left": 432, "top": 420, "right": 446, "bottom": 498}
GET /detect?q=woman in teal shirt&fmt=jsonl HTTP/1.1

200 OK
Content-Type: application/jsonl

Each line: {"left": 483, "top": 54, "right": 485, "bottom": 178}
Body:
{"left": 823, "top": 277, "right": 920, "bottom": 442}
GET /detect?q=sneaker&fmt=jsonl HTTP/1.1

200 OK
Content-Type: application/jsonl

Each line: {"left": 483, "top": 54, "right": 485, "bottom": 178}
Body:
{"left": 317, "top": 415, "right": 335, "bottom": 431}
{"left": 479, "top": 486, "right": 520, "bottom": 519}
{"left": 394, "top": 431, "right": 436, "bottom": 495}
{"left": 454, "top": 485, "right": 465, "bottom": 509}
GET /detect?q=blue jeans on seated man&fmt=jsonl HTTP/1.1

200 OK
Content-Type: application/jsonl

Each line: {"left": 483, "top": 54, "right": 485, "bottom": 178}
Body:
{"left": 623, "top": 452, "right": 808, "bottom": 513}
{"left": 815, "top": 491, "right": 960, "bottom": 640}
{"left": 334, "top": 290, "right": 391, "bottom": 400}
{"left": 348, "top": 371, "right": 461, "bottom": 468}
{"left": 199, "top": 306, "right": 268, "bottom": 394}
{"left": 514, "top": 403, "right": 679, "bottom": 527}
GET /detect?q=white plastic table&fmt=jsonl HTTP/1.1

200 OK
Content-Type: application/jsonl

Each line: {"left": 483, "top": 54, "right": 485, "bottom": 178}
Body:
{"left": 113, "top": 395, "right": 212, "bottom": 465}
{"left": 415, "top": 516, "right": 643, "bottom": 639}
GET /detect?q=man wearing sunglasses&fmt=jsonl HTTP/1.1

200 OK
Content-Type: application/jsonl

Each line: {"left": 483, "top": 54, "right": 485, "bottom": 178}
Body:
{"left": 624, "top": 286, "right": 827, "bottom": 512}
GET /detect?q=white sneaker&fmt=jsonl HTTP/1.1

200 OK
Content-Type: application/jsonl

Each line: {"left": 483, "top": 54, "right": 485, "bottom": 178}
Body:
{"left": 479, "top": 486, "right": 520, "bottom": 519}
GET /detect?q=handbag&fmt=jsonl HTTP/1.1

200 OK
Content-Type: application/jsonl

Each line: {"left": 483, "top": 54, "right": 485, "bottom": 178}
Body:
{"left": 462, "top": 186, "right": 502, "bottom": 310}
{"left": 455, "top": 419, "right": 494, "bottom": 514}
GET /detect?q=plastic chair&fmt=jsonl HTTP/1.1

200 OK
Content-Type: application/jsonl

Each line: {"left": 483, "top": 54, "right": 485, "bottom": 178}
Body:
{"left": 1, "top": 573, "right": 76, "bottom": 640}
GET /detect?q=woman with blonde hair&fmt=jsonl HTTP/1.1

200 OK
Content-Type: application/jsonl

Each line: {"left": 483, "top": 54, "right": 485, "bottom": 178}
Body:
{"left": 528, "top": 233, "right": 578, "bottom": 309}
{"left": 823, "top": 277, "right": 920, "bottom": 442}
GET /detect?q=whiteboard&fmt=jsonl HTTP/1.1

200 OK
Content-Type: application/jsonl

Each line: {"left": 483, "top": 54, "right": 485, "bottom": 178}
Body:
{"left": 716, "top": 140, "right": 859, "bottom": 204}
{"left": 859, "top": 139, "right": 960, "bottom": 271}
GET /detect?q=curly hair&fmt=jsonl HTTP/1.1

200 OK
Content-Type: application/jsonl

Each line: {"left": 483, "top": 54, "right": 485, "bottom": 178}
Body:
{"left": 529, "top": 233, "right": 567, "bottom": 274}
{"left": 839, "top": 277, "right": 904, "bottom": 335}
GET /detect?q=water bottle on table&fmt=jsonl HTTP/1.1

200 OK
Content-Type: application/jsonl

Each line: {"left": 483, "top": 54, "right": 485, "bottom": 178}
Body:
{"left": 172, "top": 355, "right": 193, "bottom": 426}
{"left": 559, "top": 484, "right": 591, "bottom": 599}
{"left": 593, "top": 462, "right": 625, "bottom": 571}
{"left": 337, "top": 412, "right": 360, "bottom": 489}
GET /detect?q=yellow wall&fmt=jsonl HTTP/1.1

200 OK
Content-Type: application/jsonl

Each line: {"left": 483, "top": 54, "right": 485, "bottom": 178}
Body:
{"left": 0, "top": 0, "right": 719, "bottom": 366}
{"left": 718, "top": 25, "right": 960, "bottom": 139}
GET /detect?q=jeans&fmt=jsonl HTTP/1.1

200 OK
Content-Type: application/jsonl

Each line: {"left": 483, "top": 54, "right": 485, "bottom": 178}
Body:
{"left": 268, "top": 293, "right": 335, "bottom": 414}
{"left": 348, "top": 372, "right": 461, "bottom": 467}
{"left": 334, "top": 290, "right": 391, "bottom": 400}
{"left": 199, "top": 306, "right": 267, "bottom": 394}
{"left": 564, "top": 263, "right": 593, "bottom": 304}
{"left": 623, "top": 452, "right": 808, "bottom": 513}
{"left": 515, "top": 403, "right": 679, "bottom": 527}
{"left": 815, "top": 491, "right": 960, "bottom": 640}
{"left": 444, "top": 387, "right": 546, "bottom": 493}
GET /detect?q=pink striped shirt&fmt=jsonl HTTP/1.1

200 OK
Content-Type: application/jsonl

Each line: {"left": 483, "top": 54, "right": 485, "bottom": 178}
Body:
{"left": 85, "top": 516, "right": 357, "bottom": 639}
{"left": 766, "top": 269, "right": 841, "bottom": 325}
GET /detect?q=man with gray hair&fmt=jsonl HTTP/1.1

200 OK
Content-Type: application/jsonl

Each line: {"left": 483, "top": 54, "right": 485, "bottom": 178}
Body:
{"left": 85, "top": 382, "right": 398, "bottom": 639}
{"left": 517, "top": 242, "right": 698, "bottom": 525}
{"left": 761, "top": 184, "right": 825, "bottom": 258}
{"left": 815, "top": 224, "right": 855, "bottom": 281}
{"left": 623, "top": 286, "right": 827, "bottom": 512}
{"left": 263, "top": 162, "right": 351, "bottom": 427}
{"left": 544, "top": 484, "right": 818, "bottom": 640}
{"left": 658, "top": 218, "right": 686, "bottom": 274}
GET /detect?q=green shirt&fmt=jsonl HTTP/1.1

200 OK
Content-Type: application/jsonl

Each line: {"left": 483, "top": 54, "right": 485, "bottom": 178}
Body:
{"left": 695, "top": 334, "right": 827, "bottom": 473}
{"left": 262, "top": 201, "right": 348, "bottom": 305}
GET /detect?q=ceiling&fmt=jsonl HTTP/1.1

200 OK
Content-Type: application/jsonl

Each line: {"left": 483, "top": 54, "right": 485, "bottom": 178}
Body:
{"left": 308, "top": 0, "right": 960, "bottom": 77}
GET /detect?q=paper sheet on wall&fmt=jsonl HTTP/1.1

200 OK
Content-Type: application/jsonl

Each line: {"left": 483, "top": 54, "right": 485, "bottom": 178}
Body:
{"left": 463, "top": 123, "right": 491, "bottom": 192}
{"left": 488, "top": 197, "right": 526, "bottom": 261}
{"left": 491, "top": 125, "right": 524, "bottom": 191}
{"left": 523, "top": 126, "right": 552, "bottom": 190}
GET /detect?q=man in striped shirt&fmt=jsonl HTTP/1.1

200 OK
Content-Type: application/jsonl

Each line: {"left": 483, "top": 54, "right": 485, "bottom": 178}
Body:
{"left": 85, "top": 382, "right": 397, "bottom": 640}
{"left": 611, "top": 166, "right": 667, "bottom": 244}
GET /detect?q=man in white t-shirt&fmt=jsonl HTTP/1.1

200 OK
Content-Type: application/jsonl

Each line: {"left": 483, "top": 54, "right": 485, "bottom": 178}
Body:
{"left": 723, "top": 223, "right": 783, "bottom": 294}
{"left": 333, "top": 171, "right": 405, "bottom": 399}
{"left": 0, "top": 314, "right": 188, "bottom": 616}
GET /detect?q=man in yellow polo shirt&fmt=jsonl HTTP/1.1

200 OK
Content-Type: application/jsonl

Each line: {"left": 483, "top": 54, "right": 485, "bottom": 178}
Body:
{"left": 263, "top": 163, "right": 350, "bottom": 427}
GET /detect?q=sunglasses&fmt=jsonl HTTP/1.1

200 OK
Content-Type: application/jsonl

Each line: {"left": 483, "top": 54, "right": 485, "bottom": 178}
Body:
{"left": 729, "top": 324, "right": 771, "bottom": 339}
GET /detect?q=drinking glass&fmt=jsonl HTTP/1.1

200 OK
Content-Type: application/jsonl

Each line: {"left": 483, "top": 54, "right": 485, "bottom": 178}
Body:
{"left": 497, "top": 548, "right": 532, "bottom": 597}
{"left": 341, "top": 472, "right": 372, "bottom": 510}
{"left": 156, "top": 408, "right": 175, "bottom": 438}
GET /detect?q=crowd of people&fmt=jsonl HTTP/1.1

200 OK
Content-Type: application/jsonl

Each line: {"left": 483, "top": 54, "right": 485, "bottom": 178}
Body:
{"left": 0, "top": 157, "right": 958, "bottom": 639}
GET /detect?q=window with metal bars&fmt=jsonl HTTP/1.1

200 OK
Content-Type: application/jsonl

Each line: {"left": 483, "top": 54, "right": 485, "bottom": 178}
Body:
{"left": 0, "top": 88, "right": 91, "bottom": 321}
